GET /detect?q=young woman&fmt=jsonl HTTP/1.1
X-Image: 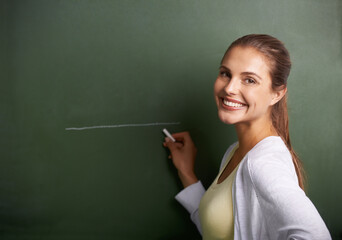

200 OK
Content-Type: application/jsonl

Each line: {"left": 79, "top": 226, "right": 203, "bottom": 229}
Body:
{"left": 163, "top": 34, "right": 331, "bottom": 240}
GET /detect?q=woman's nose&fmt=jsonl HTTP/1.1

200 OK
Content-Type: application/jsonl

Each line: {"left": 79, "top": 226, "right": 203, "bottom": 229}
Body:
{"left": 224, "top": 78, "right": 239, "bottom": 95}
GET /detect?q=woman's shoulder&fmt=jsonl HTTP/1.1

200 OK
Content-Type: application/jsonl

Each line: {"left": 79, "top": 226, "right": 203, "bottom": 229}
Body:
{"left": 241, "top": 136, "right": 298, "bottom": 188}
{"left": 248, "top": 136, "right": 290, "bottom": 160}
{"left": 247, "top": 136, "right": 293, "bottom": 167}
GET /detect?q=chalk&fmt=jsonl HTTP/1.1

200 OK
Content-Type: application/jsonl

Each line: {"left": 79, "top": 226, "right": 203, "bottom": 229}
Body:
{"left": 163, "top": 128, "right": 176, "bottom": 142}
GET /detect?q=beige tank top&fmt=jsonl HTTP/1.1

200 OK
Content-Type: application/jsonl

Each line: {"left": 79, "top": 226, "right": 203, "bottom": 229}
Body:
{"left": 199, "top": 146, "right": 239, "bottom": 240}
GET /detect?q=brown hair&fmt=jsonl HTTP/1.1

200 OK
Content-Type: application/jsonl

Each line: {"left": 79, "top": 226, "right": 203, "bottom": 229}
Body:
{"left": 225, "top": 34, "right": 305, "bottom": 190}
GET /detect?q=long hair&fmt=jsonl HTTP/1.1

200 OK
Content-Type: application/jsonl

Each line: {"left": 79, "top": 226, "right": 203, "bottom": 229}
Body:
{"left": 225, "top": 34, "right": 305, "bottom": 190}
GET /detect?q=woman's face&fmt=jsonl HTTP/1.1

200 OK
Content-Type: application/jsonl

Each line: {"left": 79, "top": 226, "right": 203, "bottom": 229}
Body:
{"left": 214, "top": 46, "right": 281, "bottom": 126}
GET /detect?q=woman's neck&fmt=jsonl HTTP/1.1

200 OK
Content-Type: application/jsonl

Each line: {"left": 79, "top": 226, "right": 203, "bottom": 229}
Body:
{"left": 234, "top": 119, "right": 278, "bottom": 158}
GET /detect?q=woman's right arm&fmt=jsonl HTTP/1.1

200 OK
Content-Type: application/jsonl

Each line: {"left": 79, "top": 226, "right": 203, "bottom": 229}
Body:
{"left": 163, "top": 131, "right": 204, "bottom": 234}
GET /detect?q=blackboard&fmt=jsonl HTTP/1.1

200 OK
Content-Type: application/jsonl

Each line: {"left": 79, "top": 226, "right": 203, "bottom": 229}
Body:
{"left": 1, "top": 0, "right": 341, "bottom": 239}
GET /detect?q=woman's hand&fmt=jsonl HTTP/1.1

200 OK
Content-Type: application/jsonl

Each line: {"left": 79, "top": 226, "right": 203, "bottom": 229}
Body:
{"left": 163, "top": 131, "right": 198, "bottom": 188}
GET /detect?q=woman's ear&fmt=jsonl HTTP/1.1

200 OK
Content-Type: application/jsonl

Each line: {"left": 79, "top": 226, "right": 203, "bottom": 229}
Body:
{"left": 271, "top": 87, "right": 287, "bottom": 105}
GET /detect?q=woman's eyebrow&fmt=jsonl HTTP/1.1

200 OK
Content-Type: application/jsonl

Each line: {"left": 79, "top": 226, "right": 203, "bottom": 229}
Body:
{"left": 219, "top": 65, "right": 231, "bottom": 71}
{"left": 241, "top": 71, "right": 262, "bottom": 80}
{"left": 220, "top": 66, "right": 262, "bottom": 80}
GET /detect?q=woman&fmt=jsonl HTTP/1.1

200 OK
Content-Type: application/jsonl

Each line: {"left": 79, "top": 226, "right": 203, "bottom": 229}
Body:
{"left": 163, "top": 34, "right": 331, "bottom": 240}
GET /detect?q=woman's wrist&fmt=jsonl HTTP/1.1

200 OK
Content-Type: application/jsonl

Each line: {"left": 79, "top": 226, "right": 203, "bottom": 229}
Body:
{"left": 178, "top": 171, "right": 198, "bottom": 188}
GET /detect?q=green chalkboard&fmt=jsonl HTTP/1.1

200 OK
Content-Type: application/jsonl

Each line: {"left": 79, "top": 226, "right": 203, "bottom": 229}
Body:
{"left": 1, "top": 0, "right": 342, "bottom": 239}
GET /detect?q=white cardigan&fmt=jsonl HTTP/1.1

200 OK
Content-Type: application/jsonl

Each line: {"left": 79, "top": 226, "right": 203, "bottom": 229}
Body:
{"left": 175, "top": 136, "right": 331, "bottom": 240}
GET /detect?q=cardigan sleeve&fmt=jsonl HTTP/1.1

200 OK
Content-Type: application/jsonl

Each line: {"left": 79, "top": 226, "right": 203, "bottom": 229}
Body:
{"left": 247, "top": 152, "right": 331, "bottom": 240}
{"left": 175, "top": 181, "right": 205, "bottom": 234}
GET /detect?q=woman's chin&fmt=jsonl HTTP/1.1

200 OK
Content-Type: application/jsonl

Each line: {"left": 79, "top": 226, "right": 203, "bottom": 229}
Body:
{"left": 217, "top": 113, "right": 238, "bottom": 125}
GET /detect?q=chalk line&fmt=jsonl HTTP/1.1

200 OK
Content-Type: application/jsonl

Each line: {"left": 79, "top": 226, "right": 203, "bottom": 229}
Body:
{"left": 65, "top": 122, "right": 181, "bottom": 131}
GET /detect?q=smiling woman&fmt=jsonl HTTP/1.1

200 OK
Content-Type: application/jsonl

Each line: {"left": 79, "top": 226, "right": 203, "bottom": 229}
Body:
{"left": 163, "top": 34, "right": 331, "bottom": 240}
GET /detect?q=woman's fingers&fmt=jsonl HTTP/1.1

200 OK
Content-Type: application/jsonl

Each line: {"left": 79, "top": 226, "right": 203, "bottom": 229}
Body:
{"left": 162, "top": 132, "right": 192, "bottom": 145}
{"left": 172, "top": 131, "right": 190, "bottom": 142}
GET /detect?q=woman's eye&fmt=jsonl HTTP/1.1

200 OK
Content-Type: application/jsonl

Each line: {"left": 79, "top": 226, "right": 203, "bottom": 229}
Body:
{"left": 220, "top": 71, "right": 229, "bottom": 78}
{"left": 244, "top": 78, "right": 256, "bottom": 84}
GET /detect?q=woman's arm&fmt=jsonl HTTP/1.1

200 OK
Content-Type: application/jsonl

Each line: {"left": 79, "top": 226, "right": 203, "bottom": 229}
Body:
{"left": 163, "top": 131, "right": 203, "bottom": 233}
{"left": 248, "top": 152, "right": 331, "bottom": 239}
{"left": 163, "top": 131, "right": 198, "bottom": 188}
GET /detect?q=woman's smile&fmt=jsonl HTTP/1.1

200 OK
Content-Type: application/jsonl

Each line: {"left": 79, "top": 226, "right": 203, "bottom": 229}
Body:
{"left": 221, "top": 97, "right": 247, "bottom": 110}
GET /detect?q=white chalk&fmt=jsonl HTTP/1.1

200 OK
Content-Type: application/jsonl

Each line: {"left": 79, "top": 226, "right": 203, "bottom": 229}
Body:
{"left": 163, "top": 128, "right": 176, "bottom": 142}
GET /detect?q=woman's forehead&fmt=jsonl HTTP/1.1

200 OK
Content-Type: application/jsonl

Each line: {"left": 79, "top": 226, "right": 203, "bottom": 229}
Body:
{"left": 222, "top": 46, "right": 271, "bottom": 78}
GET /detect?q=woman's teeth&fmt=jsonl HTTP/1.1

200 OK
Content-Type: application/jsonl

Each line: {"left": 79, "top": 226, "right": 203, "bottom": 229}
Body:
{"left": 223, "top": 99, "right": 243, "bottom": 107}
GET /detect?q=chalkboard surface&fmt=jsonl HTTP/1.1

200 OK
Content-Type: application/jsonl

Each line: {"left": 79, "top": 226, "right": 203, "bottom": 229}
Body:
{"left": 1, "top": 1, "right": 341, "bottom": 239}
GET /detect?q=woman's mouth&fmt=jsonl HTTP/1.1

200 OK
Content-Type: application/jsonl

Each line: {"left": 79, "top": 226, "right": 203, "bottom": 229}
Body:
{"left": 221, "top": 98, "right": 247, "bottom": 109}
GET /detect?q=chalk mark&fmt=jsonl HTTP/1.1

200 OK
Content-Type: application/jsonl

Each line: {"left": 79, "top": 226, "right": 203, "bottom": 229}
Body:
{"left": 65, "top": 122, "right": 181, "bottom": 131}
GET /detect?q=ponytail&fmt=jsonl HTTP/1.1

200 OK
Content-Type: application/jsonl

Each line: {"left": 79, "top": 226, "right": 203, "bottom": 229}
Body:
{"left": 272, "top": 96, "right": 305, "bottom": 190}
